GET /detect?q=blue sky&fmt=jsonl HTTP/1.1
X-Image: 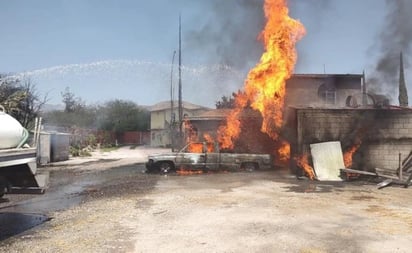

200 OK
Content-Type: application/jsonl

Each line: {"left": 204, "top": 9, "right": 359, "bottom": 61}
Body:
{"left": 0, "top": 0, "right": 410, "bottom": 107}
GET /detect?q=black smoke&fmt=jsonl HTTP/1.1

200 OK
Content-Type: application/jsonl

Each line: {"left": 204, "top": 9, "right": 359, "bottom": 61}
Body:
{"left": 368, "top": 0, "right": 412, "bottom": 99}
{"left": 184, "top": 0, "right": 265, "bottom": 72}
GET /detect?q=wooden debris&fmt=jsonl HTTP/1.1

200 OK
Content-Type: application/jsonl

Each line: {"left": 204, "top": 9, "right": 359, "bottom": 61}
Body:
{"left": 340, "top": 153, "right": 412, "bottom": 189}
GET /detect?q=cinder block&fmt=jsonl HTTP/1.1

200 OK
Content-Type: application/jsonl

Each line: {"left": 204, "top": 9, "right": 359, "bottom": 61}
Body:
{"left": 398, "top": 129, "right": 409, "bottom": 136}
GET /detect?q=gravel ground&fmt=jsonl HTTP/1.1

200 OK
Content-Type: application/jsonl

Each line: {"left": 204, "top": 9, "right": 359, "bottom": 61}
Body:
{"left": 1, "top": 146, "right": 412, "bottom": 252}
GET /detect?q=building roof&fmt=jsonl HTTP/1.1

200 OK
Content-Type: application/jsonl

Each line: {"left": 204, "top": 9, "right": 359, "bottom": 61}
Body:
{"left": 188, "top": 108, "right": 263, "bottom": 121}
{"left": 188, "top": 109, "right": 231, "bottom": 120}
{"left": 291, "top": 73, "right": 363, "bottom": 79}
{"left": 149, "top": 100, "right": 211, "bottom": 112}
{"left": 287, "top": 73, "right": 363, "bottom": 90}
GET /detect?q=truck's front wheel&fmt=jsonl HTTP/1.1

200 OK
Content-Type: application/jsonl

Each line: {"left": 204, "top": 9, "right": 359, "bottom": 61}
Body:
{"left": 157, "top": 162, "right": 174, "bottom": 174}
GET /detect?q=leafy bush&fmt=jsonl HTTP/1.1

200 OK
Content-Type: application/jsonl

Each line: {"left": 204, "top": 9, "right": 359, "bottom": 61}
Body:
{"left": 69, "top": 145, "right": 92, "bottom": 157}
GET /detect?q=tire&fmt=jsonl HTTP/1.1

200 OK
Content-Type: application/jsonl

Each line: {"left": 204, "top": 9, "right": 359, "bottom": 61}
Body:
{"left": 0, "top": 183, "right": 7, "bottom": 198}
{"left": 158, "top": 162, "right": 174, "bottom": 174}
{"left": 242, "top": 162, "right": 258, "bottom": 172}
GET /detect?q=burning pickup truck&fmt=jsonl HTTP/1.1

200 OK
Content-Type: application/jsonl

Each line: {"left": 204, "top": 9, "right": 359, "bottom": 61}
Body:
{"left": 145, "top": 142, "right": 273, "bottom": 174}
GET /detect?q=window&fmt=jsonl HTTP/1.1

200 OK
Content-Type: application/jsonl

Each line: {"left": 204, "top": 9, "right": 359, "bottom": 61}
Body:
{"left": 318, "top": 82, "right": 337, "bottom": 105}
{"left": 323, "top": 90, "right": 336, "bottom": 104}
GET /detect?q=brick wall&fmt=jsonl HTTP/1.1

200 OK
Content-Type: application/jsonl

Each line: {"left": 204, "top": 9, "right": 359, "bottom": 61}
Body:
{"left": 294, "top": 108, "right": 412, "bottom": 172}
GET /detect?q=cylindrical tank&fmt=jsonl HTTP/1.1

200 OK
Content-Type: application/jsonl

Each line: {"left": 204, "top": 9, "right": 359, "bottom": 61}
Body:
{"left": 0, "top": 107, "right": 25, "bottom": 149}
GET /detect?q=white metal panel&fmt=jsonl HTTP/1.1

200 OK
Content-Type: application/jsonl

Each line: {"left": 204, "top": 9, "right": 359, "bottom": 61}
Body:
{"left": 310, "top": 141, "right": 344, "bottom": 181}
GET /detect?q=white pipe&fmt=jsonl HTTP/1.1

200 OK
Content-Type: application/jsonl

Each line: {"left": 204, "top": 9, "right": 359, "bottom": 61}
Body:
{"left": 36, "top": 117, "right": 42, "bottom": 147}
{"left": 34, "top": 117, "right": 38, "bottom": 147}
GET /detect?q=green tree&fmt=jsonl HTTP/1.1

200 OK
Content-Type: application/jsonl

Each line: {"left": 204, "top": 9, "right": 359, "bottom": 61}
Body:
{"left": 42, "top": 88, "right": 95, "bottom": 128}
{"left": 42, "top": 95, "right": 150, "bottom": 133}
{"left": 215, "top": 90, "right": 244, "bottom": 109}
{"left": 97, "top": 99, "right": 149, "bottom": 133}
{"left": 0, "top": 74, "right": 47, "bottom": 127}
{"left": 61, "top": 87, "right": 84, "bottom": 113}
{"left": 43, "top": 105, "right": 97, "bottom": 128}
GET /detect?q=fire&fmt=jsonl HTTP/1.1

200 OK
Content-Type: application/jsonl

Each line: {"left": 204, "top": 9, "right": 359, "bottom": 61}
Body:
{"left": 184, "top": 121, "right": 217, "bottom": 152}
{"left": 278, "top": 140, "right": 290, "bottom": 162}
{"left": 176, "top": 169, "right": 204, "bottom": 175}
{"left": 187, "top": 142, "right": 215, "bottom": 153}
{"left": 184, "top": 118, "right": 198, "bottom": 143}
{"left": 203, "top": 133, "right": 214, "bottom": 143}
{"left": 218, "top": 108, "right": 242, "bottom": 149}
{"left": 187, "top": 143, "right": 203, "bottom": 153}
{"left": 218, "top": 0, "right": 305, "bottom": 149}
{"left": 343, "top": 141, "right": 361, "bottom": 168}
{"left": 294, "top": 153, "right": 316, "bottom": 180}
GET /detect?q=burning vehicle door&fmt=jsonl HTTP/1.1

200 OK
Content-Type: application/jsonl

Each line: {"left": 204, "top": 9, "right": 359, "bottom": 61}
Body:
{"left": 204, "top": 142, "right": 220, "bottom": 170}
{"left": 175, "top": 143, "right": 207, "bottom": 170}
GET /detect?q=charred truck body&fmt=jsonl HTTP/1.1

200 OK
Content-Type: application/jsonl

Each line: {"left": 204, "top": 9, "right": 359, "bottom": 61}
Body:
{"left": 146, "top": 142, "right": 273, "bottom": 174}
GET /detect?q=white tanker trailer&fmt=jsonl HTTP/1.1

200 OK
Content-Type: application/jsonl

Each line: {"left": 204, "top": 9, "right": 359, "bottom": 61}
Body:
{"left": 0, "top": 107, "right": 27, "bottom": 149}
{"left": 0, "top": 106, "right": 48, "bottom": 197}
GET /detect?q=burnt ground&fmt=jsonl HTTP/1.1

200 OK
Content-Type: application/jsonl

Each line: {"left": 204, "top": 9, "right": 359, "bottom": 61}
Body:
{"left": 0, "top": 146, "right": 412, "bottom": 252}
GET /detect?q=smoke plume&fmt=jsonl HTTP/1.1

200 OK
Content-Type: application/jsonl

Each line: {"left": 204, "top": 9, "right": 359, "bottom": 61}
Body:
{"left": 368, "top": 0, "right": 412, "bottom": 99}
{"left": 185, "top": 0, "right": 264, "bottom": 72}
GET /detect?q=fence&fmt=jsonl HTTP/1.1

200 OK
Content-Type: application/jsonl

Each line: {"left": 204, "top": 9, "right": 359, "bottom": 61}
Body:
{"left": 43, "top": 126, "right": 149, "bottom": 147}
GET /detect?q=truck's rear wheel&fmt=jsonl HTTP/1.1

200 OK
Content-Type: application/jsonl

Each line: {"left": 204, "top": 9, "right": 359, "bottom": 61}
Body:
{"left": 158, "top": 162, "right": 174, "bottom": 174}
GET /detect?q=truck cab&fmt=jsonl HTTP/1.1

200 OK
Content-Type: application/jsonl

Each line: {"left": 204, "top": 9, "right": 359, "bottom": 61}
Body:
{"left": 175, "top": 142, "right": 219, "bottom": 171}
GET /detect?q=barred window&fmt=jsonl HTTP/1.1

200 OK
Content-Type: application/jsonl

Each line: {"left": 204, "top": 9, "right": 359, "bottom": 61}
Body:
{"left": 318, "top": 82, "right": 337, "bottom": 105}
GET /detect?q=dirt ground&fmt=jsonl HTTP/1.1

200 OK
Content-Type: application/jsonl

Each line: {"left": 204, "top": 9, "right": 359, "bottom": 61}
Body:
{"left": 1, "top": 146, "right": 412, "bottom": 253}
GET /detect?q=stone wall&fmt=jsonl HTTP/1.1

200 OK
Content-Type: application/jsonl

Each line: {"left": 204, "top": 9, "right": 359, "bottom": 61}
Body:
{"left": 293, "top": 108, "right": 412, "bottom": 171}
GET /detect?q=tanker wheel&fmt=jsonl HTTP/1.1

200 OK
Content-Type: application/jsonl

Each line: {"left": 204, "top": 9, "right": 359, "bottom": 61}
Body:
{"left": 158, "top": 162, "right": 174, "bottom": 174}
{"left": 0, "top": 181, "right": 7, "bottom": 198}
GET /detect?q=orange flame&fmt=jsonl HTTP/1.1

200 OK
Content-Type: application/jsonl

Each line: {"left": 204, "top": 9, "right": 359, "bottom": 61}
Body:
{"left": 343, "top": 141, "right": 361, "bottom": 168}
{"left": 184, "top": 119, "right": 198, "bottom": 143}
{"left": 218, "top": 0, "right": 305, "bottom": 149}
{"left": 218, "top": 108, "right": 242, "bottom": 149}
{"left": 278, "top": 140, "right": 290, "bottom": 162}
{"left": 176, "top": 169, "right": 204, "bottom": 175}
{"left": 187, "top": 142, "right": 215, "bottom": 153}
{"left": 187, "top": 143, "right": 204, "bottom": 153}
{"left": 203, "top": 133, "right": 214, "bottom": 143}
{"left": 294, "top": 153, "right": 315, "bottom": 180}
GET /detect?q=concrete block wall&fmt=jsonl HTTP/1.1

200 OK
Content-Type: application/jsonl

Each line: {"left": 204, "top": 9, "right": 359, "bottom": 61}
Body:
{"left": 295, "top": 108, "right": 412, "bottom": 171}
{"left": 364, "top": 140, "right": 412, "bottom": 170}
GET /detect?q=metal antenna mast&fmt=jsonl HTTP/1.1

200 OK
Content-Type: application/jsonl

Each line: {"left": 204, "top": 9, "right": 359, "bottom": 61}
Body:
{"left": 178, "top": 14, "right": 183, "bottom": 136}
{"left": 170, "top": 50, "right": 176, "bottom": 151}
